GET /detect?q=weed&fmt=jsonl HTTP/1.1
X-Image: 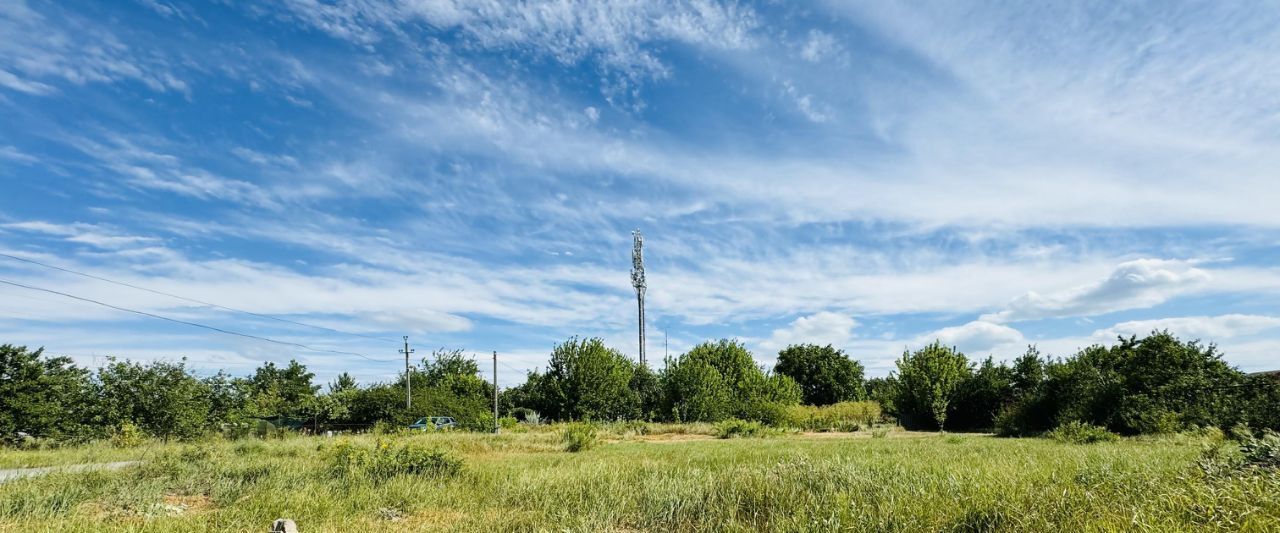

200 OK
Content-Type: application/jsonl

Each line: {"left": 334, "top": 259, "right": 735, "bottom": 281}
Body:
{"left": 1046, "top": 422, "right": 1120, "bottom": 444}
{"left": 715, "top": 419, "right": 771, "bottom": 439}
{"left": 327, "top": 439, "right": 462, "bottom": 481}
{"left": 562, "top": 422, "right": 598, "bottom": 452}
{"left": 109, "top": 423, "right": 145, "bottom": 449}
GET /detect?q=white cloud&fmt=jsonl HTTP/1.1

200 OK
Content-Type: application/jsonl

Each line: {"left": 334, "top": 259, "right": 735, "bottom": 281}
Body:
{"left": 983, "top": 259, "right": 1211, "bottom": 323}
{"left": 1091, "top": 314, "right": 1280, "bottom": 341}
{"left": 0, "top": 1, "right": 188, "bottom": 95}
{"left": 0, "top": 68, "right": 54, "bottom": 94}
{"left": 0, "top": 145, "right": 39, "bottom": 163}
{"left": 918, "top": 320, "right": 1024, "bottom": 355}
{"left": 278, "top": 0, "right": 758, "bottom": 81}
{"left": 758, "top": 311, "right": 857, "bottom": 352}
{"left": 66, "top": 134, "right": 280, "bottom": 209}
{"left": 1, "top": 221, "right": 159, "bottom": 250}
{"left": 799, "top": 30, "right": 839, "bottom": 62}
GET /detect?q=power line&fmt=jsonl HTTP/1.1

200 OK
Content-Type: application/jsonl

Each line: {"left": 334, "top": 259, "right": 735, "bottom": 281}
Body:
{"left": 0, "top": 277, "right": 399, "bottom": 363}
{"left": 0, "top": 252, "right": 399, "bottom": 344}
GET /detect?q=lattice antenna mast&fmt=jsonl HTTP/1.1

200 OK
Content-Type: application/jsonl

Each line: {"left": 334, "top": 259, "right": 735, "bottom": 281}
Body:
{"left": 631, "top": 230, "right": 647, "bottom": 366}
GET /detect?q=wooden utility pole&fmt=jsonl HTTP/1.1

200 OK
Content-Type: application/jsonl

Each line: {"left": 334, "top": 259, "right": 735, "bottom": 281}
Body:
{"left": 492, "top": 351, "right": 499, "bottom": 434}
{"left": 400, "top": 336, "right": 414, "bottom": 410}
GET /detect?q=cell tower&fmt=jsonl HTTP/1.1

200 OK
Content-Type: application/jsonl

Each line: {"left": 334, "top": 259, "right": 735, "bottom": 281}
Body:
{"left": 631, "top": 229, "right": 647, "bottom": 366}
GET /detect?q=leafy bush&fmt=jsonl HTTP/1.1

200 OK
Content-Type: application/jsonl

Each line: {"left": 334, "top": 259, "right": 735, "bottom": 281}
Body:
{"left": 1239, "top": 429, "right": 1280, "bottom": 469}
{"left": 109, "top": 422, "right": 145, "bottom": 448}
{"left": 371, "top": 419, "right": 404, "bottom": 435}
{"left": 715, "top": 419, "right": 770, "bottom": 439}
{"left": 562, "top": 422, "right": 598, "bottom": 452}
{"left": 327, "top": 439, "right": 463, "bottom": 481}
{"left": 1046, "top": 422, "right": 1120, "bottom": 444}
{"left": 498, "top": 416, "right": 519, "bottom": 430}
{"left": 460, "top": 412, "right": 495, "bottom": 432}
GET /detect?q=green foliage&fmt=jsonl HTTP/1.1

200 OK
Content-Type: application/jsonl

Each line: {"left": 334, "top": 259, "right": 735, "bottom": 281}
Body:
{"left": 662, "top": 339, "right": 801, "bottom": 423}
{"left": 498, "top": 416, "right": 519, "bottom": 429}
{"left": 714, "top": 419, "right": 770, "bottom": 439}
{"left": 629, "top": 363, "right": 663, "bottom": 420}
{"left": 242, "top": 360, "right": 318, "bottom": 419}
{"left": 531, "top": 338, "right": 640, "bottom": 421}
{"left": 108, "top": 422, "right": 145, "bottom": 448}
{"left": 96, "top": 358, "right": 212, "bottom": 441}
{"left": 0, "top": 345, "right": 96, "bottom": 444}
{"left": 1238, "top": 429, "right": 1280, "bottom": 469}
{"left": 329, "top": 372, "right": 357, "bottom": 392}
{"left": 1045, "top": 421, "right": 1120, "bottom": 444}
{"left": 462, "top": 412, "right": 495, "bottom": 432}
{"left": 782, "top": 401, "right": 881, "bottom": 431}
{"left": 894, "top": 342, "right": 970, "bottom": 430}
{"left": 327, "top": 439, "right": 463, "bottom": 481}
{"left": 371, "top": 419, "right": 405, "bottom": 436}
{"left": 561, "top": 422, "right": 598, "bottom": 452}
{"left": 947, "top": 357, "right": 1014, "bottom": 431}
{"left": 774, "top": 344, "right": 866, "bottom": 405}
{"left": 1000, "top": 332, "right": 1258, "bottom": 436}
{"left": 865, "top": 376, "right": 898, "bottom": 418}
{"left": 661, "top": 356, "right": 733, "bottom": 422}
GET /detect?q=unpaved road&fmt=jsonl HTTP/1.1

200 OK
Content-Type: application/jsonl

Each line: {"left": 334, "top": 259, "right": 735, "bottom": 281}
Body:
{"left": 0, "top": 461, "right": 140, "bottom": 483}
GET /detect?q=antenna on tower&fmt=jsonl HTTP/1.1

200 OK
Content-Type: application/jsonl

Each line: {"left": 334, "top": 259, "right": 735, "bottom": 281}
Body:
{"left": 631, "top": 229, "right": 647, "bottom": 366}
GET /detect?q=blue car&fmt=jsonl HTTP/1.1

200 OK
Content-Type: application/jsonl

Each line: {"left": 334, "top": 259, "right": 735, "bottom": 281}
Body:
{"left": 408, "top": 416, "right": 457, "bottom": 431}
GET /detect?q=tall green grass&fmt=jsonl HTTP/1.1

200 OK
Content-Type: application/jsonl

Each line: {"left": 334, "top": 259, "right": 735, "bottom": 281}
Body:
{"left": 0, "top": 427, "right": 1276, "bottom": 531}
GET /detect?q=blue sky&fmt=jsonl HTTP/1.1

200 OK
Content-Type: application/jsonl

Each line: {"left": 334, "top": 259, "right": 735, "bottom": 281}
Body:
{"left": 1, "top": 1, "right": 1278, "bottom": 386}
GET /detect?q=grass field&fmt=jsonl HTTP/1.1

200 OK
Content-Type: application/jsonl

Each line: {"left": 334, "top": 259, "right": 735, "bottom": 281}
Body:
{"left": 1, "top": 425, "right": 1277, "bottom": 532}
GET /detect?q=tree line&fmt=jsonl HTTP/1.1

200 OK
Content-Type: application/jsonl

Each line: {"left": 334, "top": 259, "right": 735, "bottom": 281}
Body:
{"left": 3, "top": 330, "right": 1277, "bottom": 444}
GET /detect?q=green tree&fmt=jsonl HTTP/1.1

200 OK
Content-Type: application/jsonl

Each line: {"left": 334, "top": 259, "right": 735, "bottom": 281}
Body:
{"left": 329, "top": 372, "right": 357, "bottom": 393}
{"left": 0, "top": 345, "right": 95, "bottom": 443}
{"left": 894, "top": 342, "right": 971, "bottom": 430}
{"left": 865, "top": 376, "right": 899, "bottom": 417}
{"left": 949, "top": 356, "right": 1014, "bottom": 430}
{"left": 96, "top": 358, "right": 212, "bottom": 440}
{"left": 243, "top": 360, "right": 318, "bottom": 418}
{"left": 203, "top": 370, "right": 248, "bottom": 429}
{"left": 662, "top": 339, "right": 801, "bottom": 422}
{"left": 533, "top": 338, "right": 639, "bottom": 421}
{"left": 630, "top": 364, "right": 663, "bottom": 420}
{"left": 401, "top": 349, "right": 494, "bottom": 428}
{"left": 661, "top": 357, "right": 732, "bottom": 422}
{"left": 774, "top": 344, "right": 865, "bottom": 405}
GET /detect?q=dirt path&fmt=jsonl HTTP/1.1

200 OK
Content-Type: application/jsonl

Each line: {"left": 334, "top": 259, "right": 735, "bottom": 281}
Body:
{"left": 0, "top": 461, "right": 140, "bottom": 483}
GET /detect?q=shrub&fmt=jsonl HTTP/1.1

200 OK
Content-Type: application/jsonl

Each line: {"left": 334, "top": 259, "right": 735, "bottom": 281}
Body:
{"left": 715, "top": 419, "right": 770, "bottom": 439}
{"left": 109, "top": 422, "right": 145, "bottom": 448}
{"left": 562, "top": 423, "right": 598, "bottom": 452}
{"left": 1239, "top": 429, "right": 1280, "bottom": 469}
{"left": 371, "top": 419, "right": 404, "bottom": 435}
{"left": 498, "top": 416, "right": 519, "bottom": 430}
{"left": 327, "top": 439, "right": 463, "bottom": 481}
{"left": 1046, "top": 421, "right": 1120, "bottom": 444}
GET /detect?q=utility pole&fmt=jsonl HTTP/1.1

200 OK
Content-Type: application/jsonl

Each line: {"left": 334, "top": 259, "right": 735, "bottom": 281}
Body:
{"left": 492, "top": 351, "right": 499, "bottom": 434}
{"left": 631, "top": 229, "right": 647, "bottom": 366}
{"left": 400, "top": 336, "right": 414, "bottom": 410}
{"left": 664, "top": 328, "right": 668, "bottom": 360}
